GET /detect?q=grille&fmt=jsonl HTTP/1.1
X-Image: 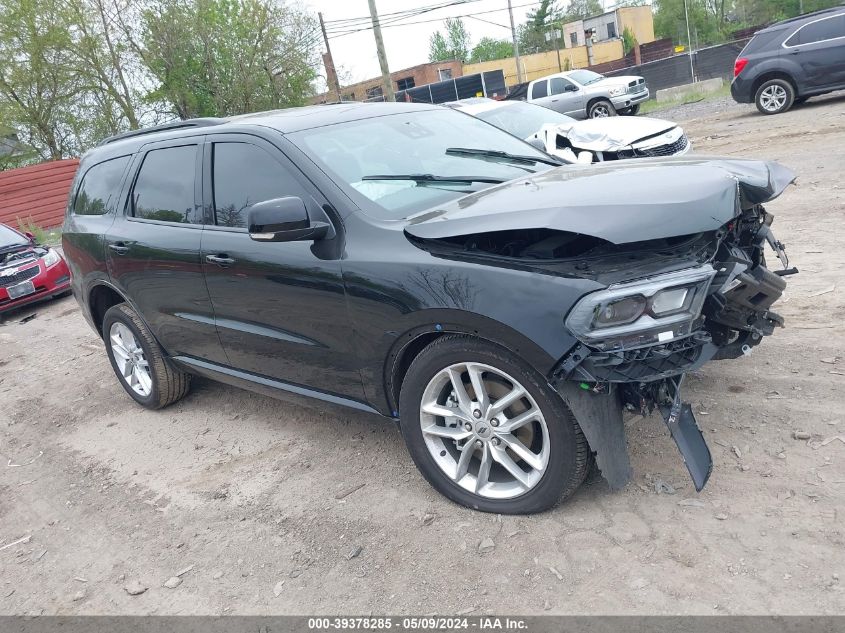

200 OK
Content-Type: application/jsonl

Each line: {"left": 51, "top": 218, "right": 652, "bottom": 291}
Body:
{"left": 636, "top": 134, "right": 689, "bottom": 157}
{"left": 582, "top": 334, "right": 707, "bottom": 382}
{"left": 0, "top": 264, "right": 39, "bottom": 288}
{"left": 628, "top": 81, "right": 647, "bottom": 94}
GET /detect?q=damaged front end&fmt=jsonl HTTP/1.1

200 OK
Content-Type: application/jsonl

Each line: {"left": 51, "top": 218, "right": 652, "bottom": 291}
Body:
{"left": 405, "top": 156, "right": 797, "bottom": 493}
{"left": 551, "top": 201, "right": 795, "bottom": 492}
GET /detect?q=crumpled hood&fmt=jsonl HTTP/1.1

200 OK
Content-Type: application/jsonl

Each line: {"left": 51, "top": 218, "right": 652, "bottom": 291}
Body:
{"left": 405, "top": 156, "right": 796, "bottom": 245}
{"left": 548, "top": 116, "right": 678, "bottom": 151}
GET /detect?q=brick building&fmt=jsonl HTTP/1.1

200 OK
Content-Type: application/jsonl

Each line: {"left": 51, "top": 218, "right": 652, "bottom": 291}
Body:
{"left": 314, "top": 59, "right": 463, "bottom": 103}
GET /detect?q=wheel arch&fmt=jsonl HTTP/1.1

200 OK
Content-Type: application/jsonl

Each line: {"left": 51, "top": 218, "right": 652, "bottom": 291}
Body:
{"left": 752, "top": 71, "right": 798, "bottom": 98}
{"left": 88, "top": 282, "right": 128, "bottom": 338}
{"left": 585, "top": 96, "right": 612, "bottom": 115}
{"left": 383, "top": 314, "right": 557, "bottom": 417}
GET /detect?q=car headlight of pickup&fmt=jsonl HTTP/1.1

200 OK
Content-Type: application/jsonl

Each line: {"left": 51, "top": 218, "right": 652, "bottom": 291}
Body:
{"left": 41, "top": 248, "right": 61, "bottom": 268}
{"left": 565, "top": 265, "right": 716, "bottom": 350}
{"left": 608, "top": 85, "right": 627, "bottom": 97}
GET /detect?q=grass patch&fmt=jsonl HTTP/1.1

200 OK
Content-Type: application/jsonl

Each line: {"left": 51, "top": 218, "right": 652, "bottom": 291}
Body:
{"left": 638, "top": 83, "right": 731, "bottom": 115}
{"left": 16, "top": 219, "right": 62, "bottom": 246}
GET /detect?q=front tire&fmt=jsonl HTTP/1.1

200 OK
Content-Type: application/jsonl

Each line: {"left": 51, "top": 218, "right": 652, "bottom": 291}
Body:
{"left": 755, "top": 78, "right": 794, "bottom": 115}
{"left": 588, "top": 99, "right": 616, "bottom": 118}
{"left": 102, "top": 303, "right": 191, "bottom": 409}
{"left": 398, "top": 335, "right": 589, "bottom": 514}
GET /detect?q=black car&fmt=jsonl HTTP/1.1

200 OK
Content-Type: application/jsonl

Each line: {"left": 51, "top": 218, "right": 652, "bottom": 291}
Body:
{"left": 731, "top": 6, "right": 845, "bottom": 114}
{"left": 63, "top": 103, "right": 795, "bottom": 514}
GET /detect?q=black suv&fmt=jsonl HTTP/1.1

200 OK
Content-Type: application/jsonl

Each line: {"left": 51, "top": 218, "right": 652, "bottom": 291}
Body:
{"left": 63, "top": 103, "right": 795, "bottom": 514}
{"left": 731, "top": 6, "right": 845, "bottom": 114}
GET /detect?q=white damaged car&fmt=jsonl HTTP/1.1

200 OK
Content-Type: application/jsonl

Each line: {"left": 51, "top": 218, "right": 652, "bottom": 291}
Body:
{"left": 451, "top": 98, "right": 691, "bottom": 164}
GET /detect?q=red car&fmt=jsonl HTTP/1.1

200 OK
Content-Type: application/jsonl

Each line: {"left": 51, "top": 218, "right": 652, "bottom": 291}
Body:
{"left": 0, "top": 223, "right": 71, "bottom": 315}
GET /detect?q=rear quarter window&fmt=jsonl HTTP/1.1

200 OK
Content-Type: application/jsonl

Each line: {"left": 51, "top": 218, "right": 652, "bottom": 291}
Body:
{"left": 531, "top": 80, "right": 548, "bottom": 99}
{"left": 73, "top": 155, "right": 131, "bottom": 216}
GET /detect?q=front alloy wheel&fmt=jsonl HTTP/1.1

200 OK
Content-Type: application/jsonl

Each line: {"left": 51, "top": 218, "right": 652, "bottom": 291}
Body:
{"left": 588, "top": 99, "right": 616, "bottom": 118}
{"left": 419, "top": 362, "right": 550, "bottom": 499}
{"left": 399, "top": 335, "right": 589, "bottom": 514}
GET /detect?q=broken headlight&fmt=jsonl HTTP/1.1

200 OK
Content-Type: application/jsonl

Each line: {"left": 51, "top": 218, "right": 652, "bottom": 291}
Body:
{"left": 566, "top": 265, "right": 716, "bottom": 350}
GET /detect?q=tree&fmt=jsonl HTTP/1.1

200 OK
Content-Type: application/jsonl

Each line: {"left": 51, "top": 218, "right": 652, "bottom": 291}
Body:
{"left": 518, "top": 0, "right": 562, "bottom": 54}
{"left": 428, "top": 17, "right": 471, "bottom": 62}
{"left": 622, "top": 26, "right": 637, "bottom": 55}
{"left": 136, "top": 0, "right": 319, "bottom": 119}
{"left": 561, "top": 0, "right": 603, "bottom": 21}
{"left": 468, "top": 37, "right": 514, "bottom": 64}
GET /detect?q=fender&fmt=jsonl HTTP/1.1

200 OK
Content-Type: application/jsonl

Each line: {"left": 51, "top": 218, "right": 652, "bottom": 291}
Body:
{"left": 377, "top": 310, "right": 559, "bottom": 416}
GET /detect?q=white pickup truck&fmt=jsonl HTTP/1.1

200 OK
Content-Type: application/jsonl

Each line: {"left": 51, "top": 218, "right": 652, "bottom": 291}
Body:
{"left": 527, "top": 69, "right": 650, "bottom": 119}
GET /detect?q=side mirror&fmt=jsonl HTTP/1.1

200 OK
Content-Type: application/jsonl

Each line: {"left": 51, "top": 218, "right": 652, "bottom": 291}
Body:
{"left": 565, "top": 84, "right": 578, "bottom": 92}
{"left": 247, "top": 197, "right": 330, "bottom": 243}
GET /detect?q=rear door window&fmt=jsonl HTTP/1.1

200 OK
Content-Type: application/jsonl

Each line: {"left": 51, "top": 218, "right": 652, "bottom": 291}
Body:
{"left": 131, "top": 145, "right": 201, "bottom": 224}
{"left": 211, "top": 142, "right": 305, "bottom": 228}
{"left": 74, "top": 156, "right": 130, "bottom": 215}
{"left": 531, "top": 80, "right": 548, "bottom": 99}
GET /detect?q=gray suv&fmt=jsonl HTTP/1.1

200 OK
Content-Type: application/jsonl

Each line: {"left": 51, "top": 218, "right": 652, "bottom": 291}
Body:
{"left": 527, "top": 69, "right": 649, "bottom": 118}
{"left": 731, "top": 6, "right": 845, "bottom": 114}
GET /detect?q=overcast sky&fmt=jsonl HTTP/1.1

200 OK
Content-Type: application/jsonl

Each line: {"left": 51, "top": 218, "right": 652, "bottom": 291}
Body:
{"left": 302, "top": 0, "right": 549, "bottom": 86}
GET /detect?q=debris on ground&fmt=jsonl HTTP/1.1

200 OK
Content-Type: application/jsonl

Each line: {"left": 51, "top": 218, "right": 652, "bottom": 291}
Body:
{"left": 163, "top": 577, "right": 182, "bottom": 589}
{"left": 421, "top": 513, "right": 436, "bottom": 526}
{"left": 0, "top": 535, "right": 32, "bottom": 551}
{"left": 549, "top": 566, "right": 564, "bottom": 581}
{"left": 653, "top": 479, "right": 676, "bottom": 494}
{"left": 346, "top": 545, "right": 363, "bottom": 560}
{"left": 123, "top": 581, "right": 148, "bottom": 596}
{"left": 273, "top": 580, "right": 285, "bottom": 597}
{"left": 71, "top": 590, "right": 85, "bottom": 602}
{"left": 714, "top": 513, "right": 729, "bottom": 520}
{"left": 478, "top": 538, "right": 495, "bottom": 554}
{"left": 678, "top": 499, "right": 706, "bottom": 507}
{"left": 334, "top": 483, "right": 366, "bottom": 500}
{"left": 792, "top": 431, "right": 811, "bottom": 440}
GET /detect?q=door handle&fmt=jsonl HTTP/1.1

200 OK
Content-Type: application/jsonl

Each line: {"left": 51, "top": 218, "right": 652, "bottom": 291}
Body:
{"left": 108, "top": 242, "right": 130, "bottom": 255}
{"left": 206, "top": 254, "right": 236, "bottom": 267}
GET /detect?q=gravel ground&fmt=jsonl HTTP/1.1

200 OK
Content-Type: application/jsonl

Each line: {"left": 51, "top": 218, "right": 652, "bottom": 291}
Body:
{"left": 1, "top": 93, "right": 845, "bottom": 616}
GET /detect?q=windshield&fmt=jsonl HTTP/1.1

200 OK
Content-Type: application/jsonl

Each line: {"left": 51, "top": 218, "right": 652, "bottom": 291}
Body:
{"left": 568, "top": 70, "right": 604, "bottom": 86}
{"left": 0, "top": 224, "right": 28, "bottom": 250}
{"left": 288, "top": 109, "right": 554, "bottom": 219}
{"left": 474, "top": 102, "right": 576, "bottom": 139}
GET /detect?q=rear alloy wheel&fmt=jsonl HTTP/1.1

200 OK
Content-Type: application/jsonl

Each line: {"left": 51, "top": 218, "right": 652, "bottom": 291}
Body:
{"left": 588, "top": 99, "right": 616, "bottom": 118}
{"left": 755, "top": 79, "right": 794, "bottom": 115}
{"left": 399, "top": 335, "right": 589, "bottom": 514}
{"left": 102, "top": 303, "right": 191, "bottom": 409}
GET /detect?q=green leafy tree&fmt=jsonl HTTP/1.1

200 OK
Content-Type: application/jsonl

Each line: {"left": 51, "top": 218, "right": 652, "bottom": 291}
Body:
{"left": 468, "top": 37, "right": 514, "bottom": 64}
{"left": 0, "top": 0, "right": 82, "bottom": 160}
{"left": 136, "top": 0, "right": 319, "bottom": 119}
{"left": 428, "top": 17, "right": 471, "bottom": 62}
{"left": 622, "top": 26, "right": 637, "bottom": 54}
{"left": 561, "top": 0, "right": 603, "bottom": 21}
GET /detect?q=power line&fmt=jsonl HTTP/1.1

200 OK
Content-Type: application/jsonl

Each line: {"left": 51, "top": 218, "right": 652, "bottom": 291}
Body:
{"left": 323, "top": 0, "right": 480, "bottom": 26}
{"left": 324, "top": 0, "right": 543, "bottom": 40}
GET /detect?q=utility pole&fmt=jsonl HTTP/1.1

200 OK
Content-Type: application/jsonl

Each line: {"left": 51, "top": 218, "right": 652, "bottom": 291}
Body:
{"left": 507, "top": 0, "right": 525, "bottom": 84}
{"left": 368, "top": 0, "right": 395, "bottom": 101}
{"left": 683, "top": 0, "right": 696, "bottom": 82}
{"left": 319, "top": 12, "right": 342, "bottom": 102}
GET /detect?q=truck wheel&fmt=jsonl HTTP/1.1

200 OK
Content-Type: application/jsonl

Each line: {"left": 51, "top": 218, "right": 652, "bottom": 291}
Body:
{"left": 398, "top": 335, "right": 589, "bottom": 514}
{"left": 102, "top": 303, "right": 191, "bottom": 409}
{"left": 755, "top": 78, "right": 794, "bottom": 115}
{"left": 588, "top": 99, "right": 616, "bottom": 118}
{"left": 620, "top": 104, "right": 640, "bottom": 115}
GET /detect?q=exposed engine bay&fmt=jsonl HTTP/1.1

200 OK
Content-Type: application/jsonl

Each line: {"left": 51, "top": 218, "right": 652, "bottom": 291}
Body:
{"left": 405, "top": 157, "right": 797, "bottom": 493}
{"left": 0, "top": 245, "right": 46, "bottom": 268}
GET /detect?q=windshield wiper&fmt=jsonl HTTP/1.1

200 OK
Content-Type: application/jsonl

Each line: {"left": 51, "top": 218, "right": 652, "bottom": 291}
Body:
{"left": 361, "top": 173, "right": 506, "bottom": 185}
{"left": 445, "top": 147, "right": 563, "bottom": 167}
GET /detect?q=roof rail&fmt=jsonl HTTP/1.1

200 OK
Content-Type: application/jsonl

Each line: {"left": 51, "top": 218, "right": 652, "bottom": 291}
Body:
{"left": 773, "top": 4, "right": 844, "bottom": 26}
{"left": 98, "top": 118, "right": 227, "bottom": 146}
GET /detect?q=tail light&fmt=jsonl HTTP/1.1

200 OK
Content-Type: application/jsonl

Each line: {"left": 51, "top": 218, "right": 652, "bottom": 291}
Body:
{"left": 734, "top": 58, "right": 749, "bottom": 77}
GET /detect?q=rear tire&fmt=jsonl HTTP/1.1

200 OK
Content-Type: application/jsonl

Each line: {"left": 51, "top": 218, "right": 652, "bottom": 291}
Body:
{"left": 398, "top": 335, "right": 589, "bottom": 514}
{"left": 588, "top": 99, "right": 617, "bottom": 118}
{"left": 755, "top": 78, "right": 794, "bottom": 115}
{"left": 620, "top": 104, "right": 640, "bottom": 115}
{"left": 102, "top": 303, "right": 191, "bottom": 409}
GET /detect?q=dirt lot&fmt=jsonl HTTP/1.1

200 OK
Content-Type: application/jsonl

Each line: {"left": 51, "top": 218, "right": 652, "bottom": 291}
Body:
{"left": 2, "top": 94, "right": 845, "bottom": 616}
